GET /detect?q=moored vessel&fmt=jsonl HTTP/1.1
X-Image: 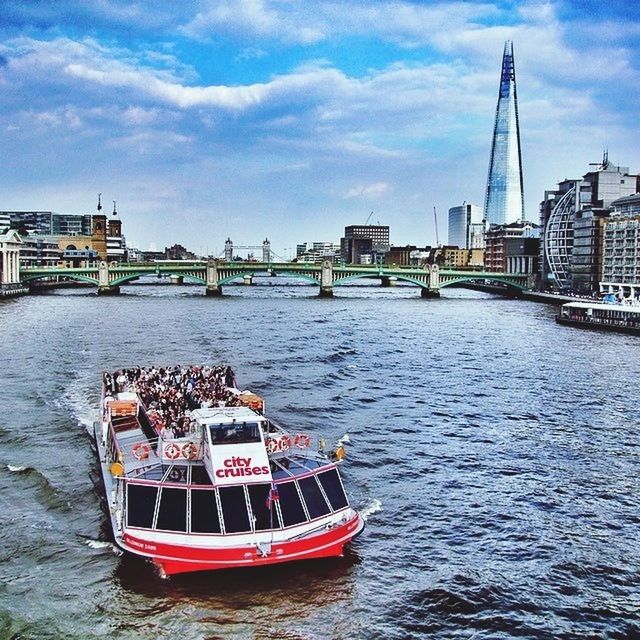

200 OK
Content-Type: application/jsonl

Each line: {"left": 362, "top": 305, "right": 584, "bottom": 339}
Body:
{"left": 556, "top": 301, "right": 640, "bottom": 335}
{"left": 94, "top": 365, "right": 364, "bottom": 576}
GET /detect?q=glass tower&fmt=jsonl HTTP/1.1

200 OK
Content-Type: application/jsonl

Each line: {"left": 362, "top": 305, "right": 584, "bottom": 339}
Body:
{"left": 484, "top": 41, "right": 524, "bottom": 226}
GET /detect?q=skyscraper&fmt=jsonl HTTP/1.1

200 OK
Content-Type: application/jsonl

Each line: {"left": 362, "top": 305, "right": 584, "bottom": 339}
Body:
{"left": 484, "top": 41, "right": 524, "bottom": 227}
{"left": 447, "top": 203, "right": 483, "bottom": 248}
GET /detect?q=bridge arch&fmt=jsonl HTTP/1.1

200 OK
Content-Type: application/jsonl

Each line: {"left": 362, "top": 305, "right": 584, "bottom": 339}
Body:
{"left": 218, "top": 269, "right": 320, "bottom": 287}
{"left": 109, "top": 271, "right": 206, "bottom": 287}
{"left": 439, "top": 275, "right": 527, "bottom": 293}
{"left": 333, "top": 272, "right": 429, "bottom": 289}
{"left": 21, "top": 273, "right": 99, "bottom": 286}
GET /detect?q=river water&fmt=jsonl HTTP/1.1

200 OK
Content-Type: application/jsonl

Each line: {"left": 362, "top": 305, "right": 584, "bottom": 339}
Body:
{"left": 0, "top": 280, "right": 639, "bottom": 639}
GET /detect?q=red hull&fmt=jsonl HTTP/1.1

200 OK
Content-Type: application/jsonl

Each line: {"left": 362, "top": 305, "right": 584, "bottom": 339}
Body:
{"left": 122, "top": 512, "right": 364, "bottom": 576}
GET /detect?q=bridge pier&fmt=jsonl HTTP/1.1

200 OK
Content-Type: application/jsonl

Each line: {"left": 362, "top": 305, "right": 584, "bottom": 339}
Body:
{"left": 97, "top": 261, "right": 120, "bottom": 295}
{"left": 380, "top": 276, "right": 397, "bottom": 287}
{"left": 0, "top": 230, "right": 28, "bottom": 297}
{"left": 243, "top": 275, "right": 253, "bottom": 285}
{"left": 319, "top": 259, "right": 333, "bottom": 298}
{"left": 169, "top": 275, "right": 184, "bottom": 285}
{"left": 421, "top": 288, "right": 440, "bottom": 299}
{"left": 206, "top": 260, "right": 223, "bottom": 297}
{"left": 97, "top": 285, "right": 121, "bottom": 296}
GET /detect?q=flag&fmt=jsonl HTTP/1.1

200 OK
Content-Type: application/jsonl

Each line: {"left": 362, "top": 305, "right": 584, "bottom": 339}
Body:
{"left": 266, "top": 484, "right": 280, "bottom": 509}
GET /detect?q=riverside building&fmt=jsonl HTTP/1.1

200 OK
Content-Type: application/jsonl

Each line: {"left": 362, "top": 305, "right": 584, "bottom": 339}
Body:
{"left": 539, "top": 155, "right": 639, "bottom": 292}
{"left": 485, "top": 221, "right": 539, "bottom": 275}
{"left": 601, "top": 193, "right": 640, "bottom": 285}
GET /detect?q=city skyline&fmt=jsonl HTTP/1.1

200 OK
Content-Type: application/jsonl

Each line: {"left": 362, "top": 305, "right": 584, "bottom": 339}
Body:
{"left": 0, "top": 1, "right": 639, "bottom": 255}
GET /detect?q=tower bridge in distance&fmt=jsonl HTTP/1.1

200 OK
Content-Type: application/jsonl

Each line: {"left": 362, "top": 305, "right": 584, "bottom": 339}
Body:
{"left": 19, "top": 260, "right": 532, "bottom": 298}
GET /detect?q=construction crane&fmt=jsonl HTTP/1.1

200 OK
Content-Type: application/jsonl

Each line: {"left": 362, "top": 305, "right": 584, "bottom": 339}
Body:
{"left": 433, "top": 206, "right": 440, "bottom": 247}
{"left": 364, "top": 211, "right": 374, "bottom": 225}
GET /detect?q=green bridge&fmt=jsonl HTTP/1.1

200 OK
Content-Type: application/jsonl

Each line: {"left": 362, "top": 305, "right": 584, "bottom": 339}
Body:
{"left": 19, "top": 260, "right": 532, "bottom": 297}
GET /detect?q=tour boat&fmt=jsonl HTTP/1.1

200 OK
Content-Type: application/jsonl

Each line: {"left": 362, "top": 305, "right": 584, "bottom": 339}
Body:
{"left": 94, "top": 366, "right": 364, "bottom": 576}
{"left": 556, "top": 301, "right": 640, "bottom": 335}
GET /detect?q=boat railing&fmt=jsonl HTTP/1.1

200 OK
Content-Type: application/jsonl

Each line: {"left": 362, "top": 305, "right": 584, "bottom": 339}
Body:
{"left": 105, "top": 418, "right": 124, "bottom": 465}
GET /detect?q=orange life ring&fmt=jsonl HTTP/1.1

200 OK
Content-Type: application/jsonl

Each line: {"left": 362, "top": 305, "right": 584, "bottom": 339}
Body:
{"left": 132, "top": 442, "right": 150, "bottom": 461}
{"left": 266, "top": 438, "right": 278, "bottom": 454}
{"left": 182, "top": 442, "right": 199, "bottom": 460}
{"left": 164, "top": 443, "right": 181, "bottom": 460}
{"left": 278, "top": 435, "right": 291, "bottom": 452}
{"left": 294, "top": 433, "right": 311, "bottom": 448}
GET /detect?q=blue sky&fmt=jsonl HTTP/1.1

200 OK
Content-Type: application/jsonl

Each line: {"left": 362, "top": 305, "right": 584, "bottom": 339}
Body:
{"left": 1, "top": 1, "right": 638, "bottom": 256}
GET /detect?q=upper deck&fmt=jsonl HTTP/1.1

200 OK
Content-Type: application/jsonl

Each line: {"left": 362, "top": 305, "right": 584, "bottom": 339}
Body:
{"left": 100, "top": 366, "right": 335, "bottom": 487}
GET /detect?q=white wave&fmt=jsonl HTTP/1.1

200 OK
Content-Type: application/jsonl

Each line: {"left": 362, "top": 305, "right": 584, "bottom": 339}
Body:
{"left": 361, "top": 499, "right": 382, "bottom": 520}
{"left": 85, "top": 539, "right": 123, "bottom": 556}
{"left": 7, "top": 464, "right": 27, "bottom": 472}
{"left": 60, "top": 374, "right": 100, "bottom": 432}
{"left": 337, "top": 433, "right": 351, "bottom": 445}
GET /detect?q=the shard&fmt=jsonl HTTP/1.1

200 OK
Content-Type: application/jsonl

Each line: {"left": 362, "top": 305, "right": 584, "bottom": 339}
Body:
{"left": 484, "top": 40, "right": 525, "bottom": 226}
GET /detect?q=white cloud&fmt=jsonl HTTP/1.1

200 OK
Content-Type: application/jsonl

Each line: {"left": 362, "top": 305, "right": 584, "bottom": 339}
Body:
{"left": 345, "top": 182, "right": 391, "bottom": 198}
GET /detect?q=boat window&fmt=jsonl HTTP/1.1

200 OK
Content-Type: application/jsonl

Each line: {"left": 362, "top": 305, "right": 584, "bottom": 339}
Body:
{"left": 209, "top": 421, "right": 262, "bottom": 445}
{"left": 191, "top": 488, "right": 221, "bottom": 533}
{"left": 127, "top": 484, "right": 158, "bottom": 529}
{"left": 191, "top": 465, "right": 214, "bottom": 485}
{"left": 219, "top": 485, "right": 251, "bottom": 533}
{"left": 155, "top": 487, "right": 187, "bottom": 532}
{"left": 299, "top": 476, "right": 331, "bottom": 519}
{"left": 191, "top": 489, "right": 220, "bottom": 533}
{"left": 318, "top": 469, "right": 348, "bottom": 510}
{"left": 277, "top": 481, "right": 308, "bottom": 527}
{"left": 247, "top": 483, "right": 280, "bottom": 530}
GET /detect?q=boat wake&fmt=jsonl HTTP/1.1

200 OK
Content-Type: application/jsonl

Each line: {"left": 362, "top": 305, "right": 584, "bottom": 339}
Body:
{"left": 85, "top": 539, "right": 123, "bottom": 556}
{"left": 60, "top": 373, "right": 100, "bottom": 434}
{"left": 361, "top": 499, "right": 382, "bottom": 520}
{"left": 338, "top": 433, "right": 351, "bottom": 445}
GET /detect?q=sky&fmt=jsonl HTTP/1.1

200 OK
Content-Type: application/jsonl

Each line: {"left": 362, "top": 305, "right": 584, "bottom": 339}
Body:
{"left": 1, "top": 1, "right": 639, "bottom": 257}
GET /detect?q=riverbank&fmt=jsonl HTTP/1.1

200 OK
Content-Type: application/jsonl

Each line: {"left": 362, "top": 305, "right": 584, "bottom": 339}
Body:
{"left": 454, "top": 282, "right": 593, "bottom": 306}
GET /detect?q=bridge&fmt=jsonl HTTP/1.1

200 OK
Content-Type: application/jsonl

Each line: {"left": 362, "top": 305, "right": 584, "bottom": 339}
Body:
{"left": 19, "top": 260, "right": 532, "bottom": 297}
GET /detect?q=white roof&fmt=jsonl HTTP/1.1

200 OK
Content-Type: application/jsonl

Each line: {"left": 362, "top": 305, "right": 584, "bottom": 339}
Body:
{"left": 562, "top": 301, "right": 640, "bottom": 314}
{"left": 191, "top": 405, "right": 262, "bottom": 425}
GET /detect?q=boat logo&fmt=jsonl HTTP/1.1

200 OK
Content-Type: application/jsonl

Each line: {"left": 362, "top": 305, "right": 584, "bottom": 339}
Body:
{"left": 215, "top": 456, "right": 269, "bottom": 479}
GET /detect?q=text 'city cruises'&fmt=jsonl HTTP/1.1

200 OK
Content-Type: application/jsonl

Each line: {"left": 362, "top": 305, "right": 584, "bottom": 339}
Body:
{"left": 94, "top": 365, "right": 364, "bottom": 576}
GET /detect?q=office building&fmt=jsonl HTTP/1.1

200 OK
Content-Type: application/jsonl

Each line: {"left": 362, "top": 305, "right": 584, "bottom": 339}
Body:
{"left": 601, "top": 193, "right": 640, "bottom": 285}
{"left": 485, "top": 221, "right": 539, "bottom": 274}
{"left": 448, "top": 203, "right": 483, "bottom": 248}
{"left": 484, "top": 41, "right": 525, "bottom": 227}
{"left": 540, "top": 156, "right": 639, "bottom": 291}
{"left": 341, "top": 225, "right": 390, "bottom": 264}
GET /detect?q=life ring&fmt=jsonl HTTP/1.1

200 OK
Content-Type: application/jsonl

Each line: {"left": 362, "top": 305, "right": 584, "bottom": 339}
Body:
{"left": 164, "top": 443, "right": 181, "bottom": 460}
{"left": 182, "top": 442, "right": 199, "bottom": 460}
{"left": 168, "top": 467, "right": 184, "bottom": 482}
{"left": 294, "top": 433, "right": 311, "bottom": 448}
{"left": 132, "top": 442, "right": 150, "bottom": 461}
{"left": 266, "top": 438, "right": 279, "bottom": 454}
{"left": 278, "top": 435, "right": 291, "bottom": 452}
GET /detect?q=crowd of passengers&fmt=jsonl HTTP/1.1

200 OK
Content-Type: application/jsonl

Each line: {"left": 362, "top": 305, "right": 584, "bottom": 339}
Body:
{"left": 103, "top": 365, "right": 239, "bottom": 438}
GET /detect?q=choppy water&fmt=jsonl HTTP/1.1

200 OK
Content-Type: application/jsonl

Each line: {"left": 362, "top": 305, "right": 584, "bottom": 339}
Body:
{"left": 0, "top": 280, "right": 639, "bottom": 639}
